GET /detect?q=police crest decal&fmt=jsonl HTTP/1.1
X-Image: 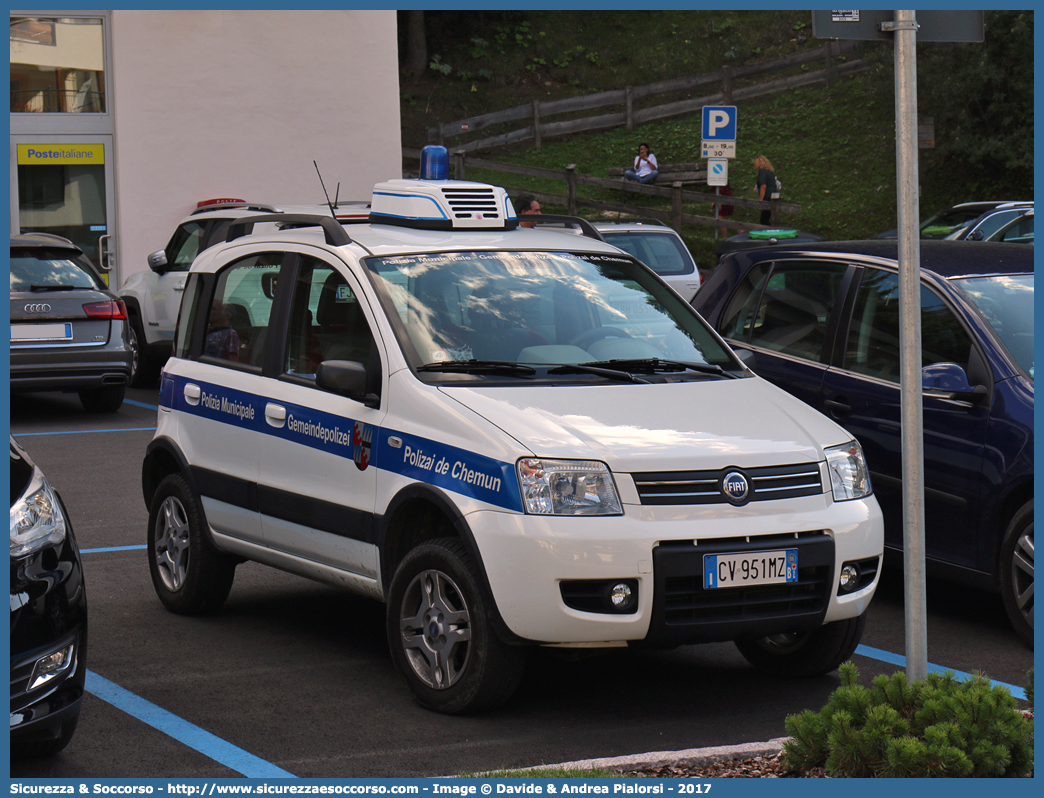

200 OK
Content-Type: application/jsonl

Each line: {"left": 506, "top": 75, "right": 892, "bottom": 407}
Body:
{"left": 352, "top": 422, "right": 373, "bottom": 471}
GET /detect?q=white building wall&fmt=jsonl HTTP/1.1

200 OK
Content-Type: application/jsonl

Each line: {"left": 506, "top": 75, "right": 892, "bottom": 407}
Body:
{"left": 110, "top": 9, "right": 401, "bottom": 286}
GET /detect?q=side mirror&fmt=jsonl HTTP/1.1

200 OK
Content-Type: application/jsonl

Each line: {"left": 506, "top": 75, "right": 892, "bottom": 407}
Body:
{"left": 967, "top": 230, "right": 985, "bottom": 241}
{"left": 922, "top": 362, "right": 987, "bottom": 403}
{"left": 316, "top": 360, "right": 379, "bottom": 407}
{"left": 147, "top": 250, "right": 170, "bottom": 273}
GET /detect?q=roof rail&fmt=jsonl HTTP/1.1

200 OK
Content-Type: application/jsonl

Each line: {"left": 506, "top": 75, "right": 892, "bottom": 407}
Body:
{"left": 527, "top": 214, "right": 606, "bottom": 242}
{"left": 592, "top": 217, "right": 669, "bottom": 228}
{"left": 224, "top": 214, "right": 354, "bottom": 247}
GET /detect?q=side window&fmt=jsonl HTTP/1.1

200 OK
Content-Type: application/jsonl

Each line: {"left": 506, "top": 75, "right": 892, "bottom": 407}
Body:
{"left": 284, "top": 256, "right": 375, "bottom": 378}
{"left": 747, "top": 261, "right": 847, "bottom": 361}
{"left": 166, "top": 221, "right": 208, "bottom": 271}
{"left": 205, "top": 253, "right": 283, "bottom": 367}
{"left": 844, "top": 269, "right": 974, "bottom": 382}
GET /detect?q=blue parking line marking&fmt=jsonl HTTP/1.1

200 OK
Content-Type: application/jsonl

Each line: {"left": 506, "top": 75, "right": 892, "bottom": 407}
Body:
{"left": 14, "top": 427, "right": 157, "bottom": 436}
{"left": 855, "top": 644, "right": 1026, "bottom": 700}
{"left": 85, "top": 671, "right": 297, "bottom": 778}
{"left": 124, "top": 398, "right": 159, "bottom": 410}
{"left": 81, "top": 545, "right": 147, "bottom": 553}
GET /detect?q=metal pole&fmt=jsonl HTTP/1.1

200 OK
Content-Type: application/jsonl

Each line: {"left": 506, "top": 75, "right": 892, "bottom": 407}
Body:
{"left": 892, "top": 9, "right": 928, "bottom": 683}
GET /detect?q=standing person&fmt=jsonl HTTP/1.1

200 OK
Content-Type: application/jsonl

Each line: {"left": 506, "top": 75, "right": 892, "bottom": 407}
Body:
{"left": 623, "top": 143, "right": 659, "bottom": 184}
{"left": 754, "top": 155, "right": 778, "bottom": 226}
{"left": 516, "top": 194, "right": 541, "bottom": 228}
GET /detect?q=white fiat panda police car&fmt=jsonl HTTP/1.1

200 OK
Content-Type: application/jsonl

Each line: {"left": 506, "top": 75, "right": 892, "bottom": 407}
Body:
{"left": 143, "top": 155, "right": 884, "bottom": 714}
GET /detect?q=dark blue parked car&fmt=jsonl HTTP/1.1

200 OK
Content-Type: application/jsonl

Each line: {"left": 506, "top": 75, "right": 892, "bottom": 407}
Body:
{"left": 693, "top": 240, "right": 1033, "bottom": 645}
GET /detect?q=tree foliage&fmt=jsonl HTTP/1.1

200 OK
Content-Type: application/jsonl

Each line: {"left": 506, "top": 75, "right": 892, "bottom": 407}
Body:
{"left": 914, "top": 10, "right": 1033, "bottom": 195}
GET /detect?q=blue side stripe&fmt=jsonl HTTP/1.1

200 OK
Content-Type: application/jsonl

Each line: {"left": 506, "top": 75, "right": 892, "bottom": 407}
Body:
{"left": 85, "top": 671, "right": 297, "bottom": 778}
{"left": 165, "top": 375, "right": 524, "bottom": 512}
{"left": 81, "top": 545, "right": 147, "bottom": 553}
{"left": 855, "top": 644, "right": 1026, "bottom": 699}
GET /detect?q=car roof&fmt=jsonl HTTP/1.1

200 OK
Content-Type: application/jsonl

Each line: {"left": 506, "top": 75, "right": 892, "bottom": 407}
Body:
{"left": 593, "top": 219, "right": 674, "bottom": 233}
{"left": 732, "top": 239, "right": 1034, "bottom": 279}
{"left": 185, "top": 201, "right": 370, "bottom": 222}
{"left": 11, "top": 232, "right": 83, "bottom": 251}
{"left": 191, "top": 218, "right": 628, "bottom": 272}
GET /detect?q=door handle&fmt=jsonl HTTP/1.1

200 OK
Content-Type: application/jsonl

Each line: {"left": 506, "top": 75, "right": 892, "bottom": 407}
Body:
{"left": 823, "top": 398, "right": 851, "bottom": 418}
{"left": 265, "top": 403, "right": 286, "bottom": 428}
{"left": 184, "top": 383, "right": 201, "bottom": 405}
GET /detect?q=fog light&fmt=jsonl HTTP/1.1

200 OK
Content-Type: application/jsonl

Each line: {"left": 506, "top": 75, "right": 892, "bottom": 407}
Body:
{"left": 838, "top": 563, "right": 861, "bottom": 594}
{"left": 28, "top": 644, "right": 75, "bottom": 690}
{"left": 610, "top": 583, "right": 632, "bottom": 607}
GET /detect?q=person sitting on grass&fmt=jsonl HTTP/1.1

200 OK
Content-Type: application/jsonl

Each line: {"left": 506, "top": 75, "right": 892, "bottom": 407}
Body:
{"left": 623, "top": 143, "right": 659, "bottom": 184}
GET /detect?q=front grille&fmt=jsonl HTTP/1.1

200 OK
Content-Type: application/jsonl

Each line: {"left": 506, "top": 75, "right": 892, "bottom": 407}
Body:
{"left": 643, "top": 532, "right": 834, "bottom": 645}
{"left": 441, "top": 187, "right": 500, "bottom": 219}
{"left": 633, "top": 462, "right": 822, "bottom": 505}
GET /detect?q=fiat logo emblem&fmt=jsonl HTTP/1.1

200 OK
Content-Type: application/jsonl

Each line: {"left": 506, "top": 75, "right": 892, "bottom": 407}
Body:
{"left": 24, "top": 303, "right": 51, "bottom": 313}
{"left": 721, "top": 470, "right": 751, "bottom": 505}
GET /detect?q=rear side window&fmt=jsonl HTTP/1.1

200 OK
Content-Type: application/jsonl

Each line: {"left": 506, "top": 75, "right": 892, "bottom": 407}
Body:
{"left": 602, "top": 232, "right": 694, "bottom": 276}
{"left": 203, "top": 253, "right": 283, "bottom": 367}
{"left": 719, "top": 260, "right": 848, "bottom": 362}
{"left": 10, "top": 246, "right": 103, "bottom": 291}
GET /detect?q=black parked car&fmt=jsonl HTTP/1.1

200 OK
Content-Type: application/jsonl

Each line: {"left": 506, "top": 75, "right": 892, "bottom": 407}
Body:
{"left": 10, "top": 233, "right": 132, "bottom": 412}
{"left": 693, "top": 240, "right": 1034, "bottom": 645}
{"left": 10, "top": 437, "right": 88, "bottom": 757}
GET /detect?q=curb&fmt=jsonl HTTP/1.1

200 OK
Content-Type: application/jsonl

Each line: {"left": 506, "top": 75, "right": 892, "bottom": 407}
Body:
{"left": 533, "top": 738, "right": 790, "bottom": 772}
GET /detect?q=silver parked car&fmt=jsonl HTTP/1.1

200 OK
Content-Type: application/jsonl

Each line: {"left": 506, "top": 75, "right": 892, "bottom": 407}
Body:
{"left": 10, "top": 233, "right": 132, "bottom": 412}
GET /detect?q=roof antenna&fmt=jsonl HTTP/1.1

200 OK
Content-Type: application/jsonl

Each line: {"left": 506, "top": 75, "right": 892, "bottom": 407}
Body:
{"left": 314, "top": 160, "right": 337, "bottom": 218}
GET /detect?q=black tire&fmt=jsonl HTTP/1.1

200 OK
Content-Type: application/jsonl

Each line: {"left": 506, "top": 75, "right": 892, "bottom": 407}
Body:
{"left": 147, "top": 473, "right": 236, "bottom": 615}
{"left": 735, "top": 613, "right": 867, "bottom": 677}
{"left": 11, "top": 717, "right": 79, "bottom": 758}
{"left": 128, "top": 316, "right": 160, "bottom": 387}
{"left": 386, "top": 538, "right": 526, "bottom": 714}
{"left": 79, "top": 385, "right": 125, "bottom": 413}
{"left": 999, "top": 501, "right": 1033, "bottom": 648}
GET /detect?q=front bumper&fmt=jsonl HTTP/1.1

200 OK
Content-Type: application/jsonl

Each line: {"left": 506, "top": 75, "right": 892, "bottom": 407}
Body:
{"left": 469, "top": 492, "right": 883, "bottom": 644}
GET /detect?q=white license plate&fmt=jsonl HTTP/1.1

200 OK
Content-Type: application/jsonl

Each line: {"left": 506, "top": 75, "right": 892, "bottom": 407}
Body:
{"left": 704, "top": 549, "right": 798, "bottom": 589}
{"left": 11, "top": 323, "right": 72, "bottom": 342}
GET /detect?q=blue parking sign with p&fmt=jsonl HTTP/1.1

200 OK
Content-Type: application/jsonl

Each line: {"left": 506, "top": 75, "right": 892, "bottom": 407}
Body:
{"left": 702, "top": 105, "right": 737, "bottom": 141}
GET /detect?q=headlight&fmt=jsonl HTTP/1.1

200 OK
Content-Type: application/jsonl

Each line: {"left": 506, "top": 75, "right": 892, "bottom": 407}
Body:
{"left": 517, "top": 459, "right": 623, "bottom": 516}
{"left": 11, "top": 476, "right": 67, "bottom": 558}
{"left": 825, "top": 440, "right": 872, "bottom": 501}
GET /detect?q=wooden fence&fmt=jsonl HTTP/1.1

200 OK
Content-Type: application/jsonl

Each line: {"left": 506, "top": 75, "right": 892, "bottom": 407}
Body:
{"left": 402, "top": 148, "right": 800, "bottom": 232}
{"left": 427, "top": 40, "right": 863, "bottom": 152}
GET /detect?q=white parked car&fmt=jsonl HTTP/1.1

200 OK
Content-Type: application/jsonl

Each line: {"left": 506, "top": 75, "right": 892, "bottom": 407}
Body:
{"left": 593, "top": 219, "right": 703, "bottom": 302}
{"left": 142, "top": 157, "right": 883, "bottom": 714}
{"left": 120, "top": 198, "right": 368, "bottom": 385}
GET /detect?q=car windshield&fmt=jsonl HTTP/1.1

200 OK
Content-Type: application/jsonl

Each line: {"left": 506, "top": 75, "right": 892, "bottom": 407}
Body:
{"left": 366, "top": 249, "right": 736, "bottom": 380}
{"left": 599, "top": 231, "right": 695, "bottom": 276}
{"left": 10, "top": 247, "right": 103, "bottom": 292}
{"left": 951, "top": 273, "right": 1034, "bottom": 379}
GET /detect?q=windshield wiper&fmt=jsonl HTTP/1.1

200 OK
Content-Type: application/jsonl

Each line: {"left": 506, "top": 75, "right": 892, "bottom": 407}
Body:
{"left": 582, "top": 358, "right": 741, "bottom": 378}
{"left": 417, "top": 359, "right": 537, "bottom": 377}
{"left": 546, "top": 363, "right": 651, "bottom": 384}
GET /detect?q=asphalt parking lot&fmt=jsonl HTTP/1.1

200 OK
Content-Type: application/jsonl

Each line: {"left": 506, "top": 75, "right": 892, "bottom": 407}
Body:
{"left": 9, "top": 386, "right": 1033, "bottom": 779}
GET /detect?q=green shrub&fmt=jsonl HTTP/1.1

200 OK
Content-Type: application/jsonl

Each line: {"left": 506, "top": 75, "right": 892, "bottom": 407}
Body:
{"left": 783, "top": 662, "right": 1033, "bottom": 777}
